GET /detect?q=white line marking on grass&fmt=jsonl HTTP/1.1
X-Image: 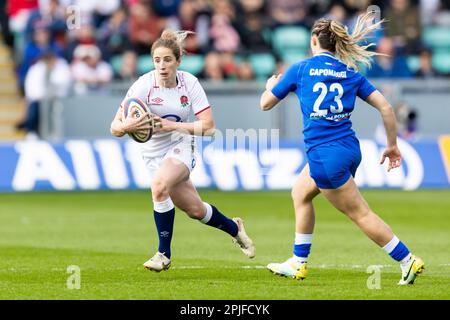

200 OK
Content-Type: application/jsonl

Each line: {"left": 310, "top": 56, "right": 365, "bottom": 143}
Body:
{"left": 171, "top": 263, "right": 450, "bottom": 270}
{"left": 3, "top": 264, "right": 448, "bottom": 272}
{"left": 171, "top": 264, "right": 393, "bottom": 270}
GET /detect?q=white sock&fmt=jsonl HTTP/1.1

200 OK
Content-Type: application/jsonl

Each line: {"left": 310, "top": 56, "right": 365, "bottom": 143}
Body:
{"left": 153, "top": 197, "right": 174, "bottom": 213}
{"left": 382, "top": 236, "right": 400, "bottom": 255}
{"left": 400, "top": 253, "right": 412, "bottom": 267}
{"left": 200, "top": 202, "right": 213, "bottom": 223}
{"left": 292, "top": 255, "right": 308, "bottom": 264}
{"left": 295, "top": 233, "right": 313, "bottom": 245}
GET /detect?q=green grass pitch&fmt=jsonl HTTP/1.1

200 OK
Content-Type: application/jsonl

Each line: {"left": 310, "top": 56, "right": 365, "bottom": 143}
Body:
{"left": 0, "top": 189, "right": 449, "bottom": 300}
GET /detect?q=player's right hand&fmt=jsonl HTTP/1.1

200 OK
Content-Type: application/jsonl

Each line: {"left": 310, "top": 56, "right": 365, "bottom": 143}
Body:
{"left": 380, "top": 145, "right": 402, "bottom": 172}
{"left": 122, "top": 111, "right": 153, "bottom": 134}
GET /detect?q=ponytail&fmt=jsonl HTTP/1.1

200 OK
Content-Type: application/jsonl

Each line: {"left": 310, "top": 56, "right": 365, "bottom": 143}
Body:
{"left": 151, "top": 29, "right": 194, "bottom": 60}
{"left": 312, "top": 12, "right": 384, "bottom": 71}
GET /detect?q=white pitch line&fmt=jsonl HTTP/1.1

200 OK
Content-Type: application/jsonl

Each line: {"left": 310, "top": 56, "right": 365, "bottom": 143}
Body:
{"left": 2, "top": 264, "right": 449, "bottom": 272}
{"left": 172, "top": 263, "right": 450, "bottom": 270}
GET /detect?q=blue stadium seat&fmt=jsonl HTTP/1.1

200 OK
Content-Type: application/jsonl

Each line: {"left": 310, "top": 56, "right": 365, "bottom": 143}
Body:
{"left": 272, "top": 26, "right": 310, "bottom": 56}
{"left": 179, "top": 54, "right": 204, "bottom": 76}
{"left": 110, "top": 55, "right": 123, "bottom": 75}
{"left": 407, "top": 55, "right": 421, "bottom": 74}
{"left": 248, "top": 53, "right": 276, "bottom": 79}
{"left": 432, "top": 52, "right": 450, "bottom": 74}
{"left": 422, "top": 27, "right": 450, "bottom": 51}
{"left": 137, "top": 55, "right": 154, "bottom": 75}
{"left": 281, "top": 51, "right": 309, "bottom": 66}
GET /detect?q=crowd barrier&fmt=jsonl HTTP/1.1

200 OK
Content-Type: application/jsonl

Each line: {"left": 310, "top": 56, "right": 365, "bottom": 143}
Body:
{"left": 1, "top": 136, "right": 449, "bottom": 192}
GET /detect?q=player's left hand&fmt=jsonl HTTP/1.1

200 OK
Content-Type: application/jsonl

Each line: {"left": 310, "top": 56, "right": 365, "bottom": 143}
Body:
{"left": 152, "top": 116, "right": 176, "bottom": 133}
{"left": 380, "top": 145, "right": 402, "bottom": 172}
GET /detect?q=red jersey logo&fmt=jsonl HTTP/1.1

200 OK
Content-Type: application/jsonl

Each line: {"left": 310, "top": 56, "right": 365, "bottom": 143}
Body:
{"left": 151, "top": 97, "right": 164, "bottom": 105}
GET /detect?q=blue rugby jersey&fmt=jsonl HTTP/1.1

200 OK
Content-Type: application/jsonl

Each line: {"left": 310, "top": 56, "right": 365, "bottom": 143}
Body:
{"left": 271, "top": 52, "right": 376, "bottom": 151}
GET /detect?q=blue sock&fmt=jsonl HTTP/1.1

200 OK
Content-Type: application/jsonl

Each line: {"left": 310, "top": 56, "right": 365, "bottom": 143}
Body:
{"left": 153, "top": 198, "right": 175, "bottom": 259}
{"left": 293, "top": 244, "right": 312, "bottom": 258}
{"left": 293, "top": 233, "right": 312, "bottom": 263}
{"left": 200, "top": 202, "right": 238, "bottom": 237}
{"left": 383, "top": 236, "right": 410, "bottom": 262}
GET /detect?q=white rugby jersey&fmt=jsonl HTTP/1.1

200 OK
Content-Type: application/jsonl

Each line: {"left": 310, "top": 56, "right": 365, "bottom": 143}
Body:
{"left": 121, "top": 70, "right": 211, "bottom": 157}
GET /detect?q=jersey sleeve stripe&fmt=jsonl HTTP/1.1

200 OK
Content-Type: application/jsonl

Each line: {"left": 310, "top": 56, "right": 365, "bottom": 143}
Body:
{"left": 194, "top": 106, "right": 211, "bottom": 116}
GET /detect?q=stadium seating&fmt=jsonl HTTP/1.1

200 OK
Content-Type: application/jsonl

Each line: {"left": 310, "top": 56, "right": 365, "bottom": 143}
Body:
{"left": 432, "top": 52, "right": 450, "bottom": 73}
{"left": 110, "top": 55, "right": 123, "bottom": 75}
{"left": 137, "top": 55, "right": 155, "bottom": 75}
{"left": 422, "top": 26, "right": 450, "bottom": 52}
{"left": 272, "top": 26, "right": 310, "bottom": 56}
{"left": 179, "top": 54, "right": 204, "bottom": 76}
{"left": 281, "top": 51, "right": 309, "bottom": 66}
{"left": 407, "top": 55, "right": 421, "bottom": 74}
{"left": 249, "top": 53, "right": 276, "bottom": 79}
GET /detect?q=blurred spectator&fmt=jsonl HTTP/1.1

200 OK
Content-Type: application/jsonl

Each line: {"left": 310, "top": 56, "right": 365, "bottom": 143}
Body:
{"left": 153, "top": 0, "right": 182, "bottom": 17}
{"left": 308, "top": 0, "right": 330, "bottom": 21}
{"left": 66, "top": 23, "right": 108, "bottom": 62}
{"left": 209, "top": 0, "right": 240, "bottom": 53}
{"left": 414, "top": 47, "right": 442, "bottom": 78}
{"left": 434, "top": 0, "right": 450, "bottom": 26}
{"left": 236, "top": 60, "right": 254, "bottom": 80}
{"left": 18, "top": 20, "right": 64, "bottom": 93}
{"left": 25, "top": 0, "right": 67, "bottom": 44}
{"left": 166, "top": 0, "right": 211, "bottom": 54}
{"left": 420, "top": 0, "right": 440, "bottom": 26}
{"left": 222, "top": 51, "right": 239, "bottom": 79}
{"left": 0, "top": 0, "right": 14, "bottom": 48}
{"left": 384, "top": 0, "right": 421, "bottom": 53}
{"left": 201, "top": 51, "right": 224, "bottom": 80}
{"left": 235, "top": 0, "right": 272, "bottom": 53}
{"left": 72, "top": 0, "right": 121, "bottom": 28}
{"left": 324, "top": 3, "right": 347, "bottom": 24}
{"left": 116, "top": 50, "right": 138, "bottom": 81}
{"left": 16, "top": 50, "right": 72, "bottom": 138}
{"left": 395, "top": 101, "right": 419, "bottom": 140}
{"left": 98, "top": 7, "right": 130, "bottom": 56}
{"left": 7, "top": 0, "right": 39, "bottom": 34}
{"left": 71, "top": 44, "right": 113, "bottom": 94}
{"left": 343, "top": 0, "right": 371, "bottom": 13}
{"left": 366, "top": 37, "right": 412, "bottom": 78}
{"left": 267, "top": 0, "right": 308, "bottom": 27}
{"left": 128, "top": 1, "right": 166, "bottom": 55}
{"left": 7, "top": 0, "right": 39, "bottom": 55}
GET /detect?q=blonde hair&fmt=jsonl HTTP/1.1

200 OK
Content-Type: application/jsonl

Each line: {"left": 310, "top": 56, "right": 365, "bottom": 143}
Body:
{"left": 312, "top": 12, "right": 384, "bottom": 71}
{"left": 151, "top": 29, "right": 194, "bottom": 61}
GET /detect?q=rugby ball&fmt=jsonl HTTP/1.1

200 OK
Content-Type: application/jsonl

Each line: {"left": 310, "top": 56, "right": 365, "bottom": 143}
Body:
{"left": 122, "top": 98, "right": 153, "bottom": 143}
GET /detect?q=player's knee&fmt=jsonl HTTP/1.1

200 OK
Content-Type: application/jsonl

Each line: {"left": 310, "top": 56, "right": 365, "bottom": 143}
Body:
{"left": 291, "top": 187, "right": 310, "bottom": 205}
{"left": 151, "top": 179, "right": 169, "bottom": 201}
{"left": 184, "top": 203, "right": 205, "bottom": 220}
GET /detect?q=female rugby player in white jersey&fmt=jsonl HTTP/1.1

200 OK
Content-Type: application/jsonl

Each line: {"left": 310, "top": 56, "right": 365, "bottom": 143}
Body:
{"left": 110, "top": 30, "right": 255, "bottom": 272}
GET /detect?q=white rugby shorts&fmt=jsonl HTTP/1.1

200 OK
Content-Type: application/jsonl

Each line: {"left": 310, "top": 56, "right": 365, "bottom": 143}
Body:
{"left": 142, "top": 137, "right": 197, "bottom": 184}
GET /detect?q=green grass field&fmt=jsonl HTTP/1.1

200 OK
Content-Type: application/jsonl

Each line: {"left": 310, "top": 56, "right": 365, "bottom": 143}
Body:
{"left": 0, "top": 190, "right": 449, "bottom": 300}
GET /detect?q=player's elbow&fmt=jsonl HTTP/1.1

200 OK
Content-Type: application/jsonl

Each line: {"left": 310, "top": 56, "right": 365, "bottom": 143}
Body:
{"left": 260, "top": 101, "right": 271, "bottom": 111}
{"left": 260, "top": 99, "right": 275, "bottom": 111}
{"left": 260, "top": 91, "right": 278, "bottom": 111}
{"left": 203, "top": 121, "right": 216, "bottom": 136}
